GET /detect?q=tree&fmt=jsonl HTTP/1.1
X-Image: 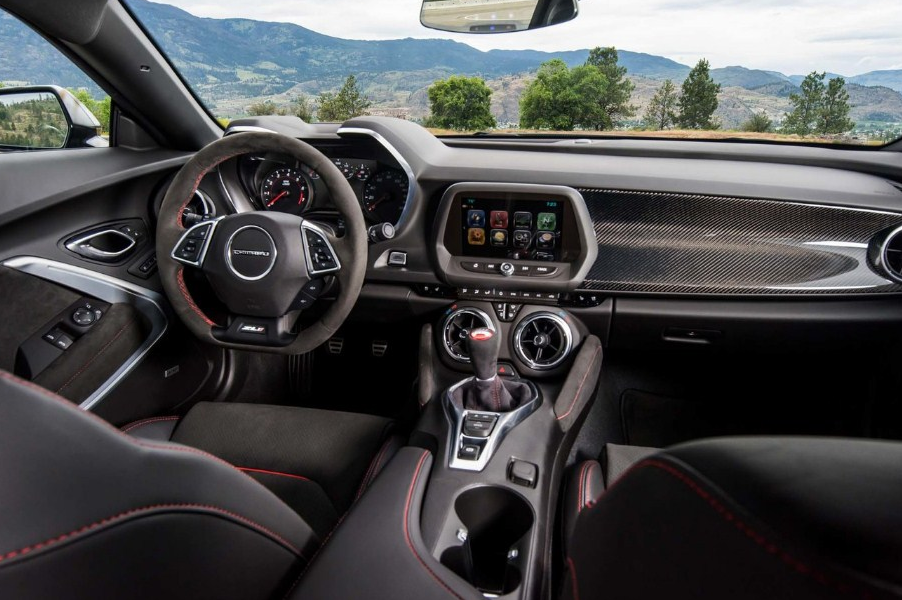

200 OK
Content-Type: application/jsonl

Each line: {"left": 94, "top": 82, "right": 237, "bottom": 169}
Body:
{"left": 678, "top": 59, "right": 721, "bottom": 130}
{"left": 782, "top": 72, "right": 825, "bottom": 136}
{"left": 741, "top": 111, "right": 773, "bottom": 133}
{"left": 519, "top": 59, "right": 608, "bottom": 131}
{"left": 643, "top": 79, "right": 679, "bottom": 130}
{"left": 69, "top": 88, "right": 111, "bottom": 132}
{"left": 819, "top": 77, "right": 854, "bottom": 134}
{"left": 292, "top": 94, "right": 315, "bottom": 122}
{"left": 317, "top": 75, "right": 372, "bottom": 122}
{"left": 247, "top": 100, "right": 284, "bottom": 116}
{"left": 425, "top": 75, "right": 496, "bottom": 131}
{"left": 585, "top": 46, "right": 635, "bottom": 129}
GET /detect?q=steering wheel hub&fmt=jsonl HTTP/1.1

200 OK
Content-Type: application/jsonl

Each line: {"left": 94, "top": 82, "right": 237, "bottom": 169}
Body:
{"left": 226, "top": 225, "right": 277, "bottom": 281}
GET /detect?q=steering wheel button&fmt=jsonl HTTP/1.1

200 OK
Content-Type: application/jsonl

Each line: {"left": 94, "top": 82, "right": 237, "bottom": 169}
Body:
{"left": 302, "top": 281, "right": 323, "bottom": 297}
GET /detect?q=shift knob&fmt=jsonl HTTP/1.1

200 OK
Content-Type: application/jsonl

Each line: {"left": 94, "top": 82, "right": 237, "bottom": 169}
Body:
{"left": 467, "top": 327, "right": 500, "bottom": 381}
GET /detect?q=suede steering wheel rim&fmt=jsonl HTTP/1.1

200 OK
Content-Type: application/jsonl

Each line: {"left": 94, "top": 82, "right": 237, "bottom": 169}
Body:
{"left": 156, "top": 131, "right": 367, "bottom": 354}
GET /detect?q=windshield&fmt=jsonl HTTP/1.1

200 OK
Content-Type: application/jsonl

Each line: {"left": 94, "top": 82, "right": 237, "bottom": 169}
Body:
{"left": 124, "top": 0, "right": 902, "bottom": 146}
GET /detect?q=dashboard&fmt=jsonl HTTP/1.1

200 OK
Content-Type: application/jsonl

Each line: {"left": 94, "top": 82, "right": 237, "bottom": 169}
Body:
{"left": 208, "top": 118, "right": 902, "bottom": 305}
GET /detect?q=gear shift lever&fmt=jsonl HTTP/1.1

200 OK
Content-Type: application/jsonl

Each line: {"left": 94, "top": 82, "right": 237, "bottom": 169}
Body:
{"left": 462, "top": 328, "right": 529, "bottom": 412}
{"left": 467, "top": 327, "right": 501, "bottom": 381}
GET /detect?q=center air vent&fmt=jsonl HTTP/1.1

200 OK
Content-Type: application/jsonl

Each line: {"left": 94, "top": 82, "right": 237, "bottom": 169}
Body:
{"left": 870, "top": 225, "right": 902, "bottom": 284}
{"left": 442, "top": 307, "right": 495, "bottom": 362}
{"left": 513, "top": 312, "right": 573, "bottom": 371}
{"left": 180, "top": 190, "right": 216, "bottom": 228}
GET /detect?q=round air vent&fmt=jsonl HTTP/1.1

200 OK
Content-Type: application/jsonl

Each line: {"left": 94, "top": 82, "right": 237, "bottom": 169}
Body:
{"left": 442, "top": 307, "right": 495, "bottom": 363}
{"left": 180, "top": 190, "right": 216, "bottom": 228}
{"left": 870, "top": 225, "right": 902, "bottom": 284}
{"left": 513, "top": 312, "right": 573, "bottom": 371}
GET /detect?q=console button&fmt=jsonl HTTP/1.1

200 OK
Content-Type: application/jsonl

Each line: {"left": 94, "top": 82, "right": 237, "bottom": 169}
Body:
{"left": 531, "top": 265, "right": 558, "bottom": 277}
{"left": 461, "top": 261, "right": 484, "bottom": 273}
{"left": 509, "top": 460, "right": 538, "bottom": 488}
{"left": 500, "top": 262, "right": 515, "bottom": 277}
{"left": 458, "top": 444, "right": 481, "bottom": 460}
{"left": 484, "top": 262, "right": 501, "bottom": 273}
{"left": 496, "top": 362, "right": 517, "bottom": 377}
{"left": 463, "top": 415, "right": 497, "bottom": 438}
{"left": 514, "top": 265, "right": 531, "bottom": 276}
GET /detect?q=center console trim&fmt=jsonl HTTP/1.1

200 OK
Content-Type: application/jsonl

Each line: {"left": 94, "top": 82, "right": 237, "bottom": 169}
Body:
{"left": 444, "top": 376, "right": 541, "bottom": 472}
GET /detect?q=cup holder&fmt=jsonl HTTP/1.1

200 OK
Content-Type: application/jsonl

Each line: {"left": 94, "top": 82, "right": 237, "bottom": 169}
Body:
{"left": 440, "top": 486, "right": 534, "bottom": 596}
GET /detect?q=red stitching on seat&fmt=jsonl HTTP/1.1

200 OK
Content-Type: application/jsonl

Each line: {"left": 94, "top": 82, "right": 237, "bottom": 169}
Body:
{"left": 405, "top": 451, "right": 465, "bottom": 600}
{"left": 0, "top": 503, "right": 304, "bottom": 563}
{"left": 237, "top": 467, "right": 311, "bottom": 482}
{"left": 355, "top": 437, "right": 394, "bottom": 502}
{"left": 121, "top": 416, "right": 180, "bottom": 434}
{"left": 55, "top": 319, "right": 136, "bottom": 394}
{"left": 177, "top": 267, "right": 216, "bottom": 327}
{"left": 567, "top": 556, "right": 580, "bottom": 600}
{"left": 556, "top": 345, "right": 601, "bottom": 421}
{"left": 596, "top": 459, "right": 870, "bottom": 598}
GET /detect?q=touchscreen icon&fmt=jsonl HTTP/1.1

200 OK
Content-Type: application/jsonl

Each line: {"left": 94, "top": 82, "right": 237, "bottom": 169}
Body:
{"left": 468, "top": 228, "right": 486, "bottom": 245}
{"left": 490, "top": 211, "right": 508, "bottom": 228}
{"left": 536, "top": 231, "right": 555, "bottom": 250}
{"left": 513, "top": 212, "right": 532, "bottom": 228}
{"left": 490, "top": 229, "right": 508, "bottom": 247}
{"left": 512, "top": 230, "right": 531, "bottom": 248}
{"left": 467, "top": 210, "right": 485, "bottom": 228}
{"left": 537, "top": 212, "right": 557, "bottom": 231}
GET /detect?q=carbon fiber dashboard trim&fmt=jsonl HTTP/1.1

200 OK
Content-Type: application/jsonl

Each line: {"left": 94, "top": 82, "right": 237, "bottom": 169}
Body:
{"left": 578, "top": 189, "right": 902, "bottom": 295}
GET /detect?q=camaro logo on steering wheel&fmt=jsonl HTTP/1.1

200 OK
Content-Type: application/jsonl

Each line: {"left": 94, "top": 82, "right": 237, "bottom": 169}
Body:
{"left": 232, "top": 249, "right": 271, "bottom": 257}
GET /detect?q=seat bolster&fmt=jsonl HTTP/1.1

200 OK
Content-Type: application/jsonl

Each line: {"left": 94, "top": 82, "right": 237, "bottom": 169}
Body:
{"left": 562, "top": 460, "right": 603, "bottom": 556}
{"left": 0, "top": 372, "right": 318, "bottom": 574}
{"left": 121, "top": 415, "right": 180, "bottom": 441}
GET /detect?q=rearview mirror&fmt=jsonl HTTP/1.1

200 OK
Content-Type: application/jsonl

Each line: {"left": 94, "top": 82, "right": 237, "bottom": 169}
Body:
{"left": 420, "top": 0, "right": 578, "bottom": 34}
{"left": 0, "top": 85, "right": 106, "bottom": 150}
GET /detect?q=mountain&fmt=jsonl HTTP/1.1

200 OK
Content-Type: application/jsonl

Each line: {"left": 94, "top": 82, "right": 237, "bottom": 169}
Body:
{"left": 711, "top": 67, "right": 789, "bottom": 90}
{"left": 849, "top": 70, "right": 902, "bottom": 94}
{"left": 2, "top": 0, "right": 901, "bottom": 133}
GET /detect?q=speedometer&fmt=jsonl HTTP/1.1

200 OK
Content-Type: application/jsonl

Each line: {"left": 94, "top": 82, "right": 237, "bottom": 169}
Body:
{"left": 362, "top": 169, "right": 409, "bottom": 223}
{"left": 260, "top": 168, "right": 312, "bottom": 215}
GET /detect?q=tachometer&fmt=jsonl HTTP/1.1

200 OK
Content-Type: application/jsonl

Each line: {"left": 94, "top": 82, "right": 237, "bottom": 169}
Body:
{"left": 363, "top": 169, "right": 409, "bottom": 223}
{"left": 260, "top": 168, "right": 312, "bottom": 215}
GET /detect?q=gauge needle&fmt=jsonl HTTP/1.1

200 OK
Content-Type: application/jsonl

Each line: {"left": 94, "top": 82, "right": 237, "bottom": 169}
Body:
{"left": 367, "top": 194, "right": 390, "bottom": 210}
{"left": 267, "top": 191, "right": 287, "bottom": 207}
{"left": 298, "top": 193, "right": 305, "bottom": 206}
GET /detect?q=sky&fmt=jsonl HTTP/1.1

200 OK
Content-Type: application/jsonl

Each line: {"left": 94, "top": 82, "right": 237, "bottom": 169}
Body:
{"left": 159, "top": 0, "right": 902, "bottom": 76}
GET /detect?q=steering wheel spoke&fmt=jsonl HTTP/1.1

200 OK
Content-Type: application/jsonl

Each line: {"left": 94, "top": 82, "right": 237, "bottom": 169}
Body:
{"left": 211, "top": 313, "right": 298, "bottom": 347}
{"left": 171, "top": 218, "right": 222, "bottom": 269}
{"left": 300, "top": 220, "right": 343, "bottom": 277}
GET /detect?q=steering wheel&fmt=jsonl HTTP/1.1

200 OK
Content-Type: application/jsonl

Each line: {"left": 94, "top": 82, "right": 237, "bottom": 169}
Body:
{"left": 156, "top": 131, "right": 367, "bottom": 354}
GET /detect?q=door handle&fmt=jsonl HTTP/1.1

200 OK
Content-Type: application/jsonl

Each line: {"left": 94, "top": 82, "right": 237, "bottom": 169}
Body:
{"left": 65, "top": 229, "right": 137, "bottom": 262}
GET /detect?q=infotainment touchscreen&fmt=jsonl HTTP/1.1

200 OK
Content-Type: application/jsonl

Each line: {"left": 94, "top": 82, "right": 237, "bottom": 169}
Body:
{"left": 459, "top": 197, "right": 564, "bottom": 261}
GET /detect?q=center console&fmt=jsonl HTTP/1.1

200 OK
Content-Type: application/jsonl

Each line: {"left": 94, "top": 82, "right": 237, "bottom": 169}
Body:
{"left": 291, "top": 184, "right": 603, "bottom": 600}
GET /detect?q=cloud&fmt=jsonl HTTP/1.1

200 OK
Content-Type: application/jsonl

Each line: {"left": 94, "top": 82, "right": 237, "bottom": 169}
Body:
{"left": 153, "top": 0, "right": 902, "bottom": 76}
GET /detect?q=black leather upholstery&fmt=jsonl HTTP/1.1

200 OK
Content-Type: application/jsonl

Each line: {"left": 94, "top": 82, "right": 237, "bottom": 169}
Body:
{"left": 123, "top": 402, "right": 399, "bottom": 538}
{"left": 0, "top": 371, "right": 315, "bottom": 600}
{"left": 565, "top": 437, "right": 902, "bottom": 600}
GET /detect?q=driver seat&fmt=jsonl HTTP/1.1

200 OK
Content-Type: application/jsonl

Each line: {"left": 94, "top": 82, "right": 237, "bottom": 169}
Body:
{"left": 0, "top": 371, "right": 398, "bottom": 599}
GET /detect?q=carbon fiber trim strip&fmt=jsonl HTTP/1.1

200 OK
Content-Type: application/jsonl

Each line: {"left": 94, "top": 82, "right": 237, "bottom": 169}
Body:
{"left": 578, "top": 189, "right": 902, "bottom": 295}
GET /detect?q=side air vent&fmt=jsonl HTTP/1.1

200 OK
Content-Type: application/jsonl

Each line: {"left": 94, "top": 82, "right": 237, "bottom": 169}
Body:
{"left": 870, "top": 225, "right": 902, "bottom": 284}
{"left": 513, "top": 312, "right": 573, "bottom": 371}
{"left": 442, "top": 307, "right": 495, "bottom": 362}
{"left": 181, "top": 190, "right": 216, "bottom": 228}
